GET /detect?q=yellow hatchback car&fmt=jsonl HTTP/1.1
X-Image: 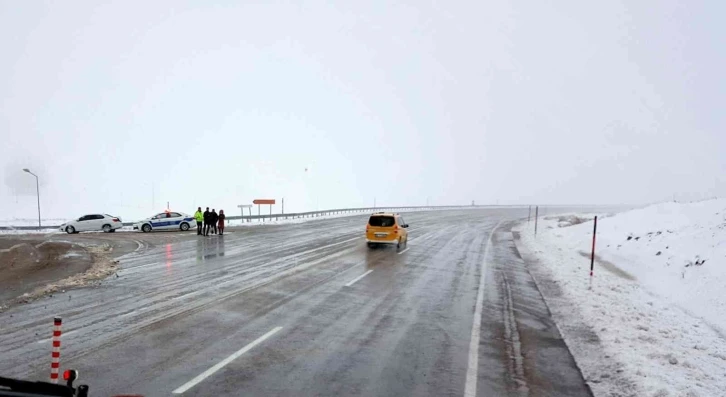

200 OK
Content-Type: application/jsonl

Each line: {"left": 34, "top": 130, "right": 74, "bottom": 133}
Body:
{"left": 366, "top": 212, "right": 409, "bottom": 249}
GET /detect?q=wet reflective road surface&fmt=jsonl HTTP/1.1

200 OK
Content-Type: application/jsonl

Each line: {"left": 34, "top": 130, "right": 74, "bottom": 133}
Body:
{"left": 0, "top": 209, "right": 592, "bottom": 396}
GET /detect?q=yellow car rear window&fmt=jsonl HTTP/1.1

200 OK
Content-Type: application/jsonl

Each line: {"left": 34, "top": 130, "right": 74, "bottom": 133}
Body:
{"left": 369, "top": 216, "right": 395, "bottom": 227}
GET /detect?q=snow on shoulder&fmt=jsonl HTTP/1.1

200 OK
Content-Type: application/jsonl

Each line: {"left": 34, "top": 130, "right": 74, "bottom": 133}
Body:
{"left": 515, "top": 199, "right": 726, "bottom": 397}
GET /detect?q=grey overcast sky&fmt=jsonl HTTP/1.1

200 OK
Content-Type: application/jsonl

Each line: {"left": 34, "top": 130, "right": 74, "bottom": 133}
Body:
{"left": 1, "top": 0, "right": 724, "bottom": 221}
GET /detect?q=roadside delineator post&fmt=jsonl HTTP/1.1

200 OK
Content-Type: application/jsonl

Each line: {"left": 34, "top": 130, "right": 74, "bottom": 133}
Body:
{"left": 528, "top": 205, "right": 531, "bottom": 224}
{"left": 590, "top": 216, "right": 598, "bottom": 277}
{"left": 534, "top": 206, "right": 539, "bottom": 237}
{"left": 50, "top": 317, "right": 62, "bottom": 383}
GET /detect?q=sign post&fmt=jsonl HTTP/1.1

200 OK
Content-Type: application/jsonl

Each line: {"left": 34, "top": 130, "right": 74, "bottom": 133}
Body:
{"left": 237, "top": 204, "right": 253, "bottom": 223}
{"left": 253, "top": 199, "right": 276, "bottom": 223}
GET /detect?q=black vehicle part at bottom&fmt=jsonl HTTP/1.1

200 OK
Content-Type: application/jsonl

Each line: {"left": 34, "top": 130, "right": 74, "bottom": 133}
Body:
{"left": 0, "top": 376, "right": 88, "bottom": 397}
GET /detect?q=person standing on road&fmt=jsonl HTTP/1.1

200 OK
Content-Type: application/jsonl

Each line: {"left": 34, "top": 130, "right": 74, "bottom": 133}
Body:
{"left": 194, "top": 207, "right": 204, "bottom": 235}
{"left": 210, "top": 209, "right": 219, "bottom": 235}
{"left": 218, "top": 209, "right": 226, "bottom": 235}
{"left": 203, "top": 207, "right": 211, "bottom": 236}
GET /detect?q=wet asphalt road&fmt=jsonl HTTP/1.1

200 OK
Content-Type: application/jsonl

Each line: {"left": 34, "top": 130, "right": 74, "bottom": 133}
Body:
{"left": 0, "top": 209, "right": 592, "bottom": 396}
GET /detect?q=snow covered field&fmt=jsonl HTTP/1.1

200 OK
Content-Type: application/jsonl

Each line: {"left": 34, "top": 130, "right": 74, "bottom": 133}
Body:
{"left": 0, "top": 218, "right": 61, "bottom": 234}
{"left": 515, "top": 200, "right": 726, "bottom": 396}
{"left": 0, "top": 218, "right": 68, "bottom": 227}
{"left": 0, "top": 218, "right": 66, "bottom": 230}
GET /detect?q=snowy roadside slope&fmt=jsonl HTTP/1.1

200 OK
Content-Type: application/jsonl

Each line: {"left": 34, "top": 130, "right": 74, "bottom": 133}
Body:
{"left": 514, "top": 200, "right": 726, "bottom": 397}
{"left": 557, "top": 200, "right": 726, "bottom": 332}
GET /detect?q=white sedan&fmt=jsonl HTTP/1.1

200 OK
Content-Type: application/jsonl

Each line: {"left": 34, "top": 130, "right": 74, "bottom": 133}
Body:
{"left": 60, "top": 214, "right": 123, "bottom": 234}
{"left": 133, "top": 211, "right": 196, "bottom": 233}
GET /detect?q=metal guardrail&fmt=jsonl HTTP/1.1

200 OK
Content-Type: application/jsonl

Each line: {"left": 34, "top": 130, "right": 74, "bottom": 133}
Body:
{"left": 1, "top": 205, "right": 518, "bottom": 230}
{"left": 224, "top": 205, "right": 495, "bottom": 222}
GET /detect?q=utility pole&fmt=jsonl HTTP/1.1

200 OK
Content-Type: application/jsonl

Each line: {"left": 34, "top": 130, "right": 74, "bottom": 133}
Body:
{"left": 528, "top": 205, "right": 532, "bottom": 223}
{"left": 22, "top": 169, "right": 41, "bottom": 229}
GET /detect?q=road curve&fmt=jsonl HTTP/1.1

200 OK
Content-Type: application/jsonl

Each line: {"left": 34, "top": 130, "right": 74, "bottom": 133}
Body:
{"left": 0, "top": 209, "right": 592, "bottom": 397}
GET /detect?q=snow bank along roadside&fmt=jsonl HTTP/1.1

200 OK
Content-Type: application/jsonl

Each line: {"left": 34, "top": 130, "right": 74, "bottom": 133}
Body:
{"left": 0, "top": 218, "right": 68, "bottom": 227}
{"left": 24, "top": 245, "right": 119, "bottom": 299}
{"left": 0, "top": 243, "right": 119, "bottom": 312}
{"left": 514, "top": 200, "right": 726, "bottom": 397}
{"left": 0, "top": 228, "right": 62, "bottom": 235}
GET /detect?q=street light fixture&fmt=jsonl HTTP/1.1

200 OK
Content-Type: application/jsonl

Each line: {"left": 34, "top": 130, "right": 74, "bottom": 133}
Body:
{"left": 23, "top": 168, "right": 41, "bottom": 229}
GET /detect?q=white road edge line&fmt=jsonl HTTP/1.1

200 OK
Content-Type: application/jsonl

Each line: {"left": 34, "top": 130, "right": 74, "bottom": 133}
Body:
{"left": 464, "top": 220, "right": 502, "bottom": 397}
{"left": 397, "top": 247, "right": 410, "bottom": 255}
{"left": 172, "top": 326, "right": 283, "bottom": 394}
{"left": 344, "top": 269, "right": 374, "bottom": 287}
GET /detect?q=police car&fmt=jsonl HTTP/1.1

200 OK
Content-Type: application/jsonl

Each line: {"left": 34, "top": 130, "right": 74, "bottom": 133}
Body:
{"left": 133, "top": 211, "right": 196, "bottom": 233}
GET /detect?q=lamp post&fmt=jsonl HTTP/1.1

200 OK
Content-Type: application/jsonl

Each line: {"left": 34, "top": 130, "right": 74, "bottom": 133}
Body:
{"left": 23, "top": 168, "right": 41, "bottom": 229}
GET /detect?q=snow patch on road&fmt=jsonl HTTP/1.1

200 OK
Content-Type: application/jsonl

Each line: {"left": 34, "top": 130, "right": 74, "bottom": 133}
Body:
{"left": 515, "top": 199, "right": 726, "bottom": 397}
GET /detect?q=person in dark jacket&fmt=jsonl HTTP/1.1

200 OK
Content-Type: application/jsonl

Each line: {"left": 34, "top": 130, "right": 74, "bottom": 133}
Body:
{"left": 210, "top": 209, "right": 219, "bottom": 235}
{"left": 203, "top": 207, "right": 211, "bottom": 236}
{"left": 218, "top": 210, "right": 226, "bottom": 235}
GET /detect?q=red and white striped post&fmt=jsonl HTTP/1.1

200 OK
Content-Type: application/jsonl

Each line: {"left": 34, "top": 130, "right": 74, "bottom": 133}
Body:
{"left": 50, "top": 317, "right": 62, "bottom": 383}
